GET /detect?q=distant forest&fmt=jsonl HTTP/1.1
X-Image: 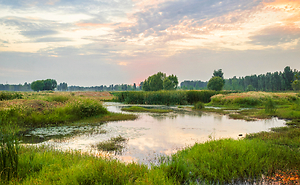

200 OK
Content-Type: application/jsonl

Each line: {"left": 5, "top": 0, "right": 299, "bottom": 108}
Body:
{"left": 223, "top": 66, "right": 299, "bottom": 91}
{"left": 0, "top": 66, "right": 299, "bottom": 92}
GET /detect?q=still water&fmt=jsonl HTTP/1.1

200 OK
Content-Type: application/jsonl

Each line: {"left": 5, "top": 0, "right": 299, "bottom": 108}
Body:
{"left": 23, "top": 102, "right": 286, "bottom": 165}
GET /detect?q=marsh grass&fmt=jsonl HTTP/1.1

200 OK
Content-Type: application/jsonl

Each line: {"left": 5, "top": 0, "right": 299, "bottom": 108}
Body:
{"left": 169, "top": 138, "right": 300, "bottom": 184}
{"left": 121, "top": 106, "right": 172, "bottom": 113}
{"left": 12, "top": 145, "right": 175, "bottom": 185}
{"left": 116, "top": 90, "right": 217, "bottom": 105}
{"left": 265, "top": 98, "right": 277, "bottom": 114}
{"left": 0, "top": 133, "right": 19, "bottom": 182}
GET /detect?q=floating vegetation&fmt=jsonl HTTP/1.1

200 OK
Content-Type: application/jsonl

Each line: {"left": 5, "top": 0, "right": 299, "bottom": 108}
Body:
{"left": 92, "top": 135, "right": 127, "bottom": 153}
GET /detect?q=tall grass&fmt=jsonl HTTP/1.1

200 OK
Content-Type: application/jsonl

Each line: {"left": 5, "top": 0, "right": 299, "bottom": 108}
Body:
{"left": 0, "top": 133, "right": 19, "bottom": 182}
{"left": 116, "top": 90, "right": 217, "bottom": 105}
{"left": 13, "top": 145, "right": 175, "bottom": 185}
{"left": 0, "top": 99, "right": 108, "bottom": 128}
{"left": 0, "top": 92, "right": 23, "bottom": 101}
{"left": 168, "top": 138, "right": 300, "bottom": 184}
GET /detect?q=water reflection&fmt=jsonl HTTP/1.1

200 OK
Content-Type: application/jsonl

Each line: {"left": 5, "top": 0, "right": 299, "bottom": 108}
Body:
{"left": 23, "top": 102, "right": 286, "bottom": 165}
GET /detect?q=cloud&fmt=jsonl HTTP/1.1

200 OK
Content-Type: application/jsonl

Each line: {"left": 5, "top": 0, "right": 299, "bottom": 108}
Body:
{"left": 249, "top": 25, "right": 300, "bottom": 46}
{"left": 34, "top": 37, "right": 73, "bottom": 42}
{"left": 21, "top": 30, "right": 59, "bottom": 38}
{"left": 117, "top": 0, "right": 262, "bottom": 37}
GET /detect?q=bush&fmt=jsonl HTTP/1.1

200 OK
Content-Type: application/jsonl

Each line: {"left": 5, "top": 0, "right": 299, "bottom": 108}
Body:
{"left": 194, "top": 102, "right": 204, "bottom": 110}
{"left": 68, "top": 99, "right": 108, "bottom": 119}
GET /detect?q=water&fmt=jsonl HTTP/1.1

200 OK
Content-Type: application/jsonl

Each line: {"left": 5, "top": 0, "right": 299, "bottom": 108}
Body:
{"left": 22, "top": 102, "right": 286, "bottom": 165}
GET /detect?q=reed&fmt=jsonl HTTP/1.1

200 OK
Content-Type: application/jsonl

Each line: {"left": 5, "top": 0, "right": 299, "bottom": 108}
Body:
{"left": 0, "top": 133, "right": 19, "bottom": 182}
{"left": 116, "top": 90, "right": 217, "bottom": 105}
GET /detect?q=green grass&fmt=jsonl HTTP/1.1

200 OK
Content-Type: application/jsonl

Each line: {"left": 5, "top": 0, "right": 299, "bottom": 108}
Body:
{"left": 167, "top": 138, "right": 300, "bottom": 184}
{"left": 6, "top": 145, "right": 175, "bottom": 185}
{"left": 121, "top": 106, "right": 172, "bottom": 113}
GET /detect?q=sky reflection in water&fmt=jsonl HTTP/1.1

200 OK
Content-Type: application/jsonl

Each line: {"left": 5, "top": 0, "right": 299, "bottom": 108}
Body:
{"left": 24, "top": 102, "right": 286, "bottom": 165}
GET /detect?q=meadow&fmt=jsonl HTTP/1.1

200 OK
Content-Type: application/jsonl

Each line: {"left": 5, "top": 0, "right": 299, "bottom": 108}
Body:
{"left": 1, "top": 90, "right": 300, "bottom": 184}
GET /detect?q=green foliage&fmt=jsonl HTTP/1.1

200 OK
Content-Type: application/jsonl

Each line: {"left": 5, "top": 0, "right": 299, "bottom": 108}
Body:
{"left": 0, "top": 99, "right": 108, "bottom": 128}
{"left": 14, "top": 146, "right": 175, "bottom": 184}
{"left": 0, "top": 133, "right": 19, "bottom": 182}
{"left": 116, "top": 91, "right": 188, "bottom": 105}
{"left": 67, "top": 99, "right": 108, "bottom": 119}
{"left": 194, "top": 102, "right": 204, "bottom": 110}
{"left": 265, "top": 98, "right": 277, "bottom": 114}
{"left": 31, "top": 79, "right": 57, "bottom": 92}
{"left": 116, "top": 90, "right": 217, "bottom": 105}
{"left": 186, "top": 90, "right": 216, "bottom": 103}
{"left": 207, "top": 76, "right": 225, "bottom": 91}
{"left": 171, "top": 138, "right": 300, "bottom": 184}
{"left": 143, "top": 72, "right": 165, "bottom": 91}
{"left": 0, "top": 91, "right": 23, "bottom": 101}
{"left": 163, "top": 74, "right": 178, "bottom": 90}
{"left": 246, "top": 84, "right": 255, "bottom": 91}
{"left": 213, "top": 69, "right": 224, "bottom": 79}
{"left": 143, "top": 72, "right": 178, "bottom": 91}
{"left": 292, "top": 80, "right": 300, "bottom": 91}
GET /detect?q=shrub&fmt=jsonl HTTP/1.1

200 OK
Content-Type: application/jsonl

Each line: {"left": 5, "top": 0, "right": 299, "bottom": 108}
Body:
{"left": 68, "top": 99, "right": 108, "bottom": 119}
{"left": 194, "top": 102, "right": 204, "bottom": 110}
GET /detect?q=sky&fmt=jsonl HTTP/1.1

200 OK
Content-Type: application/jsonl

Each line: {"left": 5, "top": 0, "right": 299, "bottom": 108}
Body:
{"left": 0, "top": 0, "right": 300, "bottom": 86}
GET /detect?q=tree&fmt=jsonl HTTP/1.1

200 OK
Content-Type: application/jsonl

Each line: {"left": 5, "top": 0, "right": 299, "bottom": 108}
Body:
{"left": 292, "top": 74, "right": 300, "bottom": 91}
{"left": 207, "top": 76, "right": 225, "bottom": 91}
{"left": 163, "top": 74, "right": 178, "bottom": 90}
{"left": 43, "top": 79, "right": 57, "bottom": 90}
{"left": 283, "top": 66, "right": 294, "bottom": 90}
{"left": 31, "top": 80, "right": 45, "bottom": 92}
{"left": 143, "top": 72, "right": 178, "bottom": 91}
{"left": 213, "top": 69, "right": 224, "bottom": 79}
{"left": 31, "top": 79, "right": 57, "bottom": 92}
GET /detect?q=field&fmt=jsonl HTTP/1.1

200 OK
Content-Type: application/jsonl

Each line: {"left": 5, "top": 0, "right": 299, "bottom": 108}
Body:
{"left": 1, "top": 90, "right": 300, "bottom": 184}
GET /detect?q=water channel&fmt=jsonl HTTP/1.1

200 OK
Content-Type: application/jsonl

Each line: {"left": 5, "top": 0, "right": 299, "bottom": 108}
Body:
{"left": 22, "top": 102, "right": 286, "bottom": 165}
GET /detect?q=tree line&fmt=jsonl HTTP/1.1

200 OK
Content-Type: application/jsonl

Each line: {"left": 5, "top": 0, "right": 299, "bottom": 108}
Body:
{"left": 224, "top": 66, "right": 300, "bottom": 91}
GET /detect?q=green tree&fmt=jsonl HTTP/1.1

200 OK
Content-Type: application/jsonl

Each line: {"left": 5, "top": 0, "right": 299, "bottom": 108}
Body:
{"left": 292, "top": 74, "right": 300, "bottom": 91}
{"left": 246, "top": 84, "right": 255, "bottom": 91}
{"left": 213, "top": 69, "right": 224, "bottom": 79}
{"left": 283, "top": 66, "right": 294, "bottom": 90}
{"left": 31, "top": 80, "right": 45, "bottom": 92}
{"left": 43, "top": 79, "right": 57, "bottom": 90}
{"left": 163, "top": 74, "right": 178, "bottom": 90}
{"left": 207, "top": 76, "right": 225, "bottom": 91}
